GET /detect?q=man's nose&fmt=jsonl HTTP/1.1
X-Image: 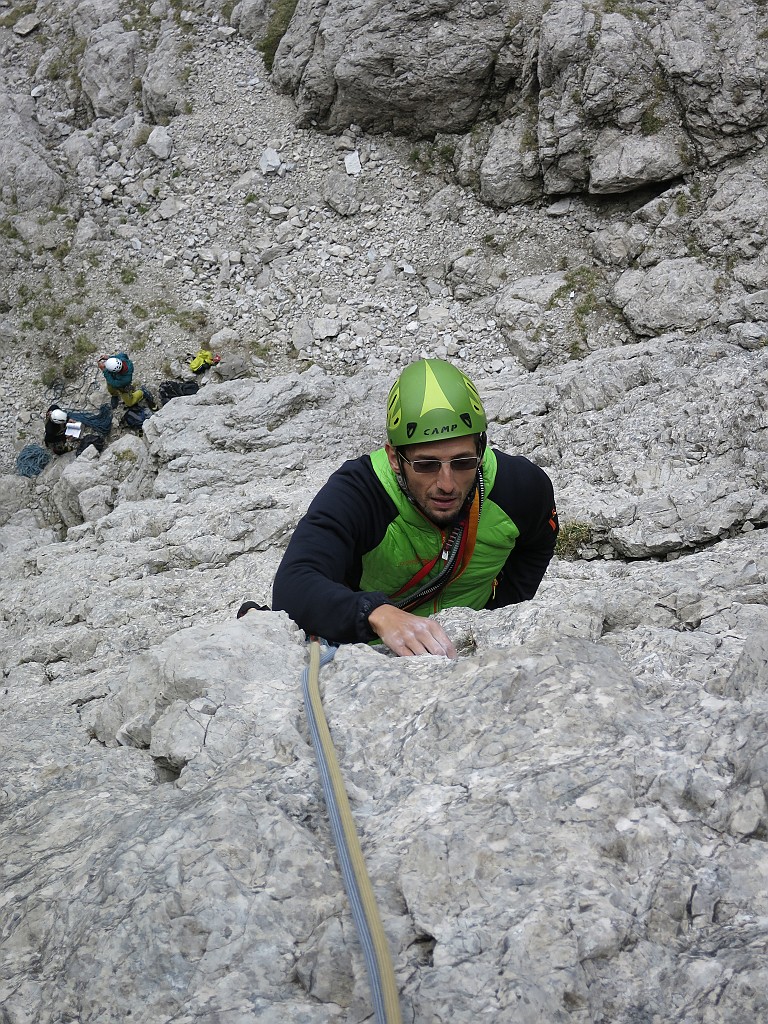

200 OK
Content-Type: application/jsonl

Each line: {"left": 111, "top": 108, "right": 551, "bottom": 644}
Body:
{"left": 436, "top": 462, "right": 456, "bottom": 487}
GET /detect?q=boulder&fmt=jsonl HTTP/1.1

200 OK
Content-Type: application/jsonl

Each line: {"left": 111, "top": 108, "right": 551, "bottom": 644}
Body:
{"left": 80, "top": 22, "right": 145, "bottom": 119}
{"left": 0, "top": 93, "right": 65, "bottom": 212}
{"left": 612, "top": 258, "right": 737, "bottom": 335}
{"left": 142, "top": 23, "right": 188, "bottom": 123}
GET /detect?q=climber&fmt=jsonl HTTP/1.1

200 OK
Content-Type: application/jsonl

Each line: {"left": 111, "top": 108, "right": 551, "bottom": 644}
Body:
{"left": 98, "top": 353, "right": 158, "bottom": 411}
{"left": 43, "top": 404, "right": 106, "bottom": 457}
{"left": 252, "top": 358, "right": 559, "bottom": 658}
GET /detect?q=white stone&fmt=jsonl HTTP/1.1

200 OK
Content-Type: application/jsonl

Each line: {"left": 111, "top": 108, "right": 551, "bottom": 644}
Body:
{"left": 344, "top": 150, "right": 362, "bottom": 175}
{"left": 146, "top": 125, "right": 173, "bottom": 160}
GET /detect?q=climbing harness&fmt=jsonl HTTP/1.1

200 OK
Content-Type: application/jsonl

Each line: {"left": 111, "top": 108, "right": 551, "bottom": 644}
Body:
{"left": 302, "top": 639, "right": 403, "bottom": 1024}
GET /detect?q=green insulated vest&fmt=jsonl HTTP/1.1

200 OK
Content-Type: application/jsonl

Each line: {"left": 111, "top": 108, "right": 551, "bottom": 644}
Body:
{"left": 360, "top": 447, "right": 521, "bottom": 615}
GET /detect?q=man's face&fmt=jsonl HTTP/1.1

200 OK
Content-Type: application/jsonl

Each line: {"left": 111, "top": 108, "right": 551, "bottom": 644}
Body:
{"left": 385, "top": 435, "right": 480, "bottom": 527}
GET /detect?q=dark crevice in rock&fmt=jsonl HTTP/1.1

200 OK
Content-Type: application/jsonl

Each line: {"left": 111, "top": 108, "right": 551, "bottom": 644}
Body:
{"left": 154, "top": 759, "right": 182, "bottom": 783}
{"left": 408, "top": 933, "right": 436, "bottom": 967}
{"left": 584, "top": 176, "right": 688, "bottom": 216}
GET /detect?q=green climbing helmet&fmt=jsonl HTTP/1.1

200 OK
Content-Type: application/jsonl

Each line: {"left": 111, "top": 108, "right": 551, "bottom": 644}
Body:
{"left": 386, "top": 358, "right": 487, "bottom": 446}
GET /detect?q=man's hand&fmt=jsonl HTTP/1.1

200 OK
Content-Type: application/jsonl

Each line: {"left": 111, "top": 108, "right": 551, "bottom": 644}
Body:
{"left": 367, "top": 604, "right": 457, "bottom": 658}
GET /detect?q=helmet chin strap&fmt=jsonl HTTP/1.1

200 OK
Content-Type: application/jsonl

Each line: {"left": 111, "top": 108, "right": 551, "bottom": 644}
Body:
{"left": 394, "top": 451, "right": 418, "bottom": 507}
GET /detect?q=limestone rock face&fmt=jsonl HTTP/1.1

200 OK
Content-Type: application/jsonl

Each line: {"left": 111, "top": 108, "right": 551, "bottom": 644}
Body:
{"left": 480, "top": 120, "right": 543, "bottom": 207}
{"left": 695, "top": 152, "right": 768, "bottom": 261}
{"left": 271, "top": 0, "right": 515, "bottom": 136}
{"left": 3, "top": 355, "right": 768, "bottom": 1023}
{"left": 51, "top": 434, "right": 155, "bottom": 526}
{"left": 611, "top": 257, "right": 737, "bottom": 336}
{"left": 0, "top": 474, "right": 35, "bottom": 524}
{"left": 142, "top": 21, "right": 189, "bottom": 123}
{"left": 2, "top": 2, "right": 768, "bottom": 1020}
{"left": 80, "top": 22, "right": 145, "bottom": 119}
{"left": 231, "top": 0, "right": 272, "bottom": 41}
{"left": 0, "top": 92, "right": 65, "bottom": 211}
{"left": 272, "top": 0, "right": 767, "bottom": 201}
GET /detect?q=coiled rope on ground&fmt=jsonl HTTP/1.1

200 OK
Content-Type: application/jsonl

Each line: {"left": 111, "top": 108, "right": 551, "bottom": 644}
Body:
{"left": 15, "top": 444, "right": 52, "bottom": 477}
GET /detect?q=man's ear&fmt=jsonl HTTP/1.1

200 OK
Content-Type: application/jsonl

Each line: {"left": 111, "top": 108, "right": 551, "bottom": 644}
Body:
{"left": 384, "top": 442, "right": 400, "bottom": 474}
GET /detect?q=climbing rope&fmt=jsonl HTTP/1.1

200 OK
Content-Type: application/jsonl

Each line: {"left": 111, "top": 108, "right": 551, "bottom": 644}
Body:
{"left": 15, "top": 444, "right": 52, "bottom": 477}
{"left": 302, "top": 639, "right": 403, "bottom": 1024}
{"left": 66, "top": 402, "right": 113, "bottom": 434}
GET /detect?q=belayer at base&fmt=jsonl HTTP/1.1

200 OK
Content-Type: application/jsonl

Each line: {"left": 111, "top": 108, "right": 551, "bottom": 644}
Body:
{"left": 241, "top": 358, "right": 559, "bottom": 658}
{"left": 44, "top": 404, "right": 107, "bottom": 457}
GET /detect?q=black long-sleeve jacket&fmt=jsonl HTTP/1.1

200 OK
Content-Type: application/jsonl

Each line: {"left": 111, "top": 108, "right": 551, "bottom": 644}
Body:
{"left": 272, "top": 447, "right": 558, "bottom": 644}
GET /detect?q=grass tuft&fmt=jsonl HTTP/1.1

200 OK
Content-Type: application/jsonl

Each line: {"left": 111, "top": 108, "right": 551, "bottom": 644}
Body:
{"left": 556, "top": 521, "right": 592, "bottom": 560}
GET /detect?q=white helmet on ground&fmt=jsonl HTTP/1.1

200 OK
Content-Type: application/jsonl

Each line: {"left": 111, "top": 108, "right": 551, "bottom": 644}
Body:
{"left": 105, "top": 357, "right": 123, "bottom": 373}
{"left": 50, "top": 409, "right": 67, "bottom": 424}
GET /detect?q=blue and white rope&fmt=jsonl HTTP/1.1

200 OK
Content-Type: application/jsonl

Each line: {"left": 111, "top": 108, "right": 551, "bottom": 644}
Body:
{"left": 301, "top": 640, "right": 402, "bottom": 1024}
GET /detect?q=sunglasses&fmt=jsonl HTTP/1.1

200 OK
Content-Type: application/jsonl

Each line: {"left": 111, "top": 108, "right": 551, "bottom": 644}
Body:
{"left": 398, "top": 452, "right": 481, "bottom": 475}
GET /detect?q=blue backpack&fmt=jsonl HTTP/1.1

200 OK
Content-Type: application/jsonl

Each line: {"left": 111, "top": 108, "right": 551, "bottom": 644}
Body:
{"left": 121, "top": 406, "right": 152, "bottom": 431}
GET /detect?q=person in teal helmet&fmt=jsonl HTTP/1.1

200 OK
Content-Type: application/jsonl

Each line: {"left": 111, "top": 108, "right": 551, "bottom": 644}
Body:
{"left": 262, "top": 358, "right": 558, "bottom": 657}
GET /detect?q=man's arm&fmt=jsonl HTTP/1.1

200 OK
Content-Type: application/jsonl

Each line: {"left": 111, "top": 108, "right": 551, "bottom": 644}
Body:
{"left": 271, "top": 457, "right": 397, "bottom": 643}
{"left": 485, "top": 452, "right": 558, "bottom": 608}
